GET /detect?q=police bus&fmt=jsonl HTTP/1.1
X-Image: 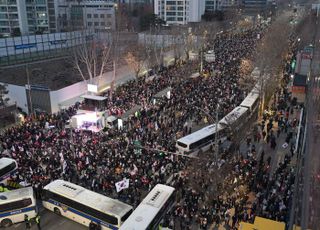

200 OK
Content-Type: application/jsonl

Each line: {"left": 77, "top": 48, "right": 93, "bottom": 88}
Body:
{"left": 219, "top": 106, "right": 249, "bottom": 132}
{"left": 0, "top": 158, "right": 18, "bottom": 185}
{"left": 240, "top": 82, "right": 260, "bottom": 115}
{"left": 120, "top": 184, "right": 175, "bottom": 230}
{"left": 0, "top": 187, "right": 37, "bottom": 227}
{"left": 42, "top": 180, "right": 133, "bottom": 230}
{"left": 176, "top": 124, "right": 227, "bottom": 154}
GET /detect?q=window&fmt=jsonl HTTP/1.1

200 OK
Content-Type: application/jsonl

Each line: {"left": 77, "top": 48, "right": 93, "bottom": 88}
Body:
{"left": 121, "top": 209, "right": 133, "bottom": 222}
{"left": 100, "top": 22, "right": 105, "bottom": 26}
{"left": 106, "top": 14, "right": 111, "bottom": 18}
{"left": 189, "top": 133, "right": 215, "bottom": 150}
{"left": 36, "top": 0, "right": 46, "bottom": 4}
{"left": 166, "top": 17, "right": 176, "bottom": 21}
{"left": 87, "top": 14, "right": 91, "bottom": 18}
{"left": 166, "top": 6, "right": 176, "bottom": 10}
{"left": 94, "top": 14, "right": 98, "bottom": 18}
{"left": 43, "top": 190, "right": 119, "bottom": 225}
{"left": 166, "top": 12, "right": 176, "bottom": 16}
{"left": 0, "top": 162, "right": 16, "bottom": 177}
{"left": 100, "top": 14, "right": 104, "bottom": 18}
{"left": 177, "top": 141, "right": 187, "bottom": 148}
{"left": 147, "top": 192, "right": 176, "bottom": 229}
{"left": 94, "top": 22, "right": 99, "bottom": 26}
{"left": 87, "top": 22, "right": 92, "bottom": 26}
{"left": 0, "top": 6, "right": 7, "bottom": 12}
{"left": 166, "top": 1, "right": 176, "bottom": 5}
{"left": 0, "top": 198, "right": 32, "bottom": 213}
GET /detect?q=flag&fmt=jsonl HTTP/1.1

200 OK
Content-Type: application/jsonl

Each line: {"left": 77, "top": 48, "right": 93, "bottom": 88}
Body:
{"left": 115, "top": 178, "right": 129, "bottom": 193}
{"left": 62, "top": 161, "right": 67, "bottom": 174}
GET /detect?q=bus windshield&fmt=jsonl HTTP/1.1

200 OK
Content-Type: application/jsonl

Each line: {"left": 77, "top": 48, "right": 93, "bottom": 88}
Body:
{"left": 0, "top": 162, "right": 16, "bottom": 178}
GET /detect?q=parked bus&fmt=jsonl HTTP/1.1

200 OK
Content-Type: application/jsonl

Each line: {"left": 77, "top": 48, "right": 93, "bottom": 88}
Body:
{"left": 0, "top": 158, "right": 18, "bottom": 185}
{"left": 120, "top": 184, "right": 175, "bottom": 230}
{"left": 219, "top": 106, "right": 249, "bottom": 132}
{"left": 0, "top": 187, "right": 37, "bottom": 227}
{"left": 176, "top": 124, "right": 227, "bottom": 154}
{"left": 42, "top": 180, "right": 133, "bottom": 230}
{"left": 240, "top": 83, "right": 260, "bottom": 113}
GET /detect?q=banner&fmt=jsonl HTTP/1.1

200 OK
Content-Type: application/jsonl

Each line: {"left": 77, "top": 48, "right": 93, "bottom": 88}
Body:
{"left": 115, "top": 178, "right": 129, "bottom": 193}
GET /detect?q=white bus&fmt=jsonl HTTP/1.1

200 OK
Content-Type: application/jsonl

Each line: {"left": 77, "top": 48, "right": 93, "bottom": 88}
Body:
{"left": 176, "top": 124, "right": 227, "bottom": 154}
{"left": 240, "top": 83, "right": 260, "bottom": 113}
{"left": 120, "top": 184, "right": 175, "bottom": 230}
{"left": 0, "top": 187, "right": 37, "bottom": 227}
{"left": 219, "top": 106, "right": 249, "bottom": 132}
{"left": 42, "top": 180, "right": 133, "bottom": 230}
{"left": 0, "top": 158, "right": 18, "bottom": 185}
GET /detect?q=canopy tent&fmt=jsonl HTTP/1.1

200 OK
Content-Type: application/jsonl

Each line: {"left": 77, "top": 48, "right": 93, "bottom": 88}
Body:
{"left": 153, "top": 87, "right": 172, "bottom": 99}
{"left": 120, "top": 105, "right": 142, "bottom": 122}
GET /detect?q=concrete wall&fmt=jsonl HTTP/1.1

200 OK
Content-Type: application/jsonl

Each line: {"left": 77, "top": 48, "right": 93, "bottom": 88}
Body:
{"left": 3, "top": 50, "right": 175, "bottom": 114}
{"left": 50, "top": 80, "right": 87, "bottom": 113}
{"left": 50, "top": 64, "right": 136, "bottom": 113}
{"left": 4, "top": 84, "right": 28, "bottom": 113}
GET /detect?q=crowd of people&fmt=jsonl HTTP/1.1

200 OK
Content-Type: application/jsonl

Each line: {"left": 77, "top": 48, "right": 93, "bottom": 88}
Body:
{"left": 0, "top": 22, "right": 299, "bottom": 230}
{"left": 162, "top": 45, "right": 300, "bottom": 229}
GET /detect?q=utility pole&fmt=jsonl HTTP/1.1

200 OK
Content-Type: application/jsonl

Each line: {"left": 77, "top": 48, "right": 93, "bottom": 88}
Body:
{"left": 200, "top": 48, "right": 203, "bottom": 73}
{"left": 25, "top": 64, "right": 33, "bottom": 115}
{"left": 192, "top": 105, "right": 220, "bottom": 161}
{"left": 214, "top": 104, "right": 219, "bottom": 163}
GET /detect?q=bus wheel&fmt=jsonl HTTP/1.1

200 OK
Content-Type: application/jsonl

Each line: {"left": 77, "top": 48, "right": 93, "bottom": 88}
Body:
{"left": 54, "top": 207, "right": 61, "bottom": 216}
{"left": 1, "top": 218, "right": 13, "bottom": 227}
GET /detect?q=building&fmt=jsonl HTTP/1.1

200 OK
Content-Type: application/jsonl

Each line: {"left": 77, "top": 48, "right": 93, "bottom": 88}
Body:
{"left": 243, "top": 0, "right": 267, "bottom": 10}
{"left": 205, "top": 0, "right": 241, "bottom": 11}
{"left": 57, "top": 0, "right": 116, "bottom": 32}
{"left": 120, "top": 0, "right": 152, "bottom": 3}
{"left": 205, "top": 0, "right": 221, "bottom": 11}
{"left": 154, "top": 0, "right": 205, "bottom": 25}
{"left": 0, "top": 0, "right": 58, "bottom": 37}
{"left": 154, "top": 0, "right": 242, "bottom": 24}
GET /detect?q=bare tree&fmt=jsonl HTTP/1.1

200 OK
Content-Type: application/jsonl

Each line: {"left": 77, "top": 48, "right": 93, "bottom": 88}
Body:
{"left": 141, "top": 34, "right": 164, "bottom": 72}
{"left": 73, "top": 36, "right": 113, "bottom": 85}
{"left": 254, "top": 15, "right": 292, "bottom": 112}
{"left": 0, "top": 83, "right": 9, "bottom": 107}
{"left": 125, "top": 43, "right": 149, "bottom": 78}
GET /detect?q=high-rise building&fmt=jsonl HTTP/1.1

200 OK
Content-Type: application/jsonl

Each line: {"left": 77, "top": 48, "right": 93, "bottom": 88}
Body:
{"left": 205, "top": 0, "right": 221, "bottom": 11}
{"left": 57, "top": 0, "right": 116, "bottom": 32}
{"left": 0, "top": 0, "right": 58, "bottom": 36}
{"left": 154, "top": 0, "right": 239, "bottom": 25}
{"left": 154, "top": 0, "right": 205, "bottom": 25}
{"left": 243, "top": 0, "right": 267, "bottom": 9}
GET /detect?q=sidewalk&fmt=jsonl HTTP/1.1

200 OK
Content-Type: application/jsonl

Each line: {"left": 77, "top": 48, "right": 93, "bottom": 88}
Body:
{"left": 239, "top": 108, "right": 301, "bottom": 175}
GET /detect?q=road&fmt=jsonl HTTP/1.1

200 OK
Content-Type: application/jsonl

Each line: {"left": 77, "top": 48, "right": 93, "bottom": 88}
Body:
{"left": 6, "top": 209, "right": 86, "bottom": 230}
{"left": 301, "top": 8, "right": 320, "bottom": 230}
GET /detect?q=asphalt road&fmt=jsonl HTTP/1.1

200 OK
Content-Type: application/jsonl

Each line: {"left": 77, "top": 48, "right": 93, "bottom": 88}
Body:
{"left": 307, "top": 12, "right": 320, "bottom": 230}
{"left": 301, "top": 9, "right": 320, "bottom": 230}
{"left": 6, "top": 209, "right": 86, "bottom": 230}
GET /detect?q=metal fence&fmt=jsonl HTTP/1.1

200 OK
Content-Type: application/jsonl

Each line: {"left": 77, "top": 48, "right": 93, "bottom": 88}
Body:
{"left": 0, "top": 30, "right": 95, "bottom": 66}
